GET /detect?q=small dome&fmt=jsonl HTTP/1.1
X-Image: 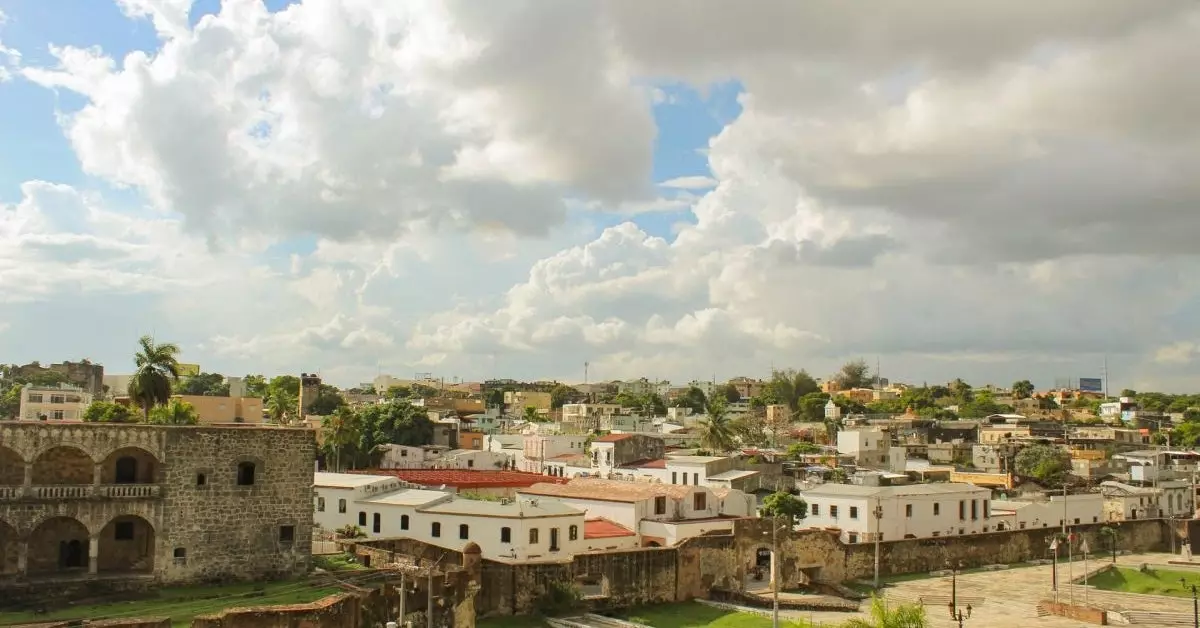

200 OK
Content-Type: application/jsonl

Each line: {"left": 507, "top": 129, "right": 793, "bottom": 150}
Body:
{"left": 462, "top": 542, "right": 482, "bottom": 555}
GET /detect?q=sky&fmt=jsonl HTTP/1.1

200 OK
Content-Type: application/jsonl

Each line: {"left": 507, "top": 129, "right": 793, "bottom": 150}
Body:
{"left": 2, "top": 1, "right": 1200, "bottom": 391}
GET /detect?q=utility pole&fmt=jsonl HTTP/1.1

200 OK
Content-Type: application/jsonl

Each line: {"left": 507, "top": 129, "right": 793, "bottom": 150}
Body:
{"left": 398, "top": 572, "right": 407, "bottom": 626}
{"left": 873, "top": 498, "right": 884, "bottom": 588}
{"left": 1064, "top": 426, "right": 1074, "bottom": 608}
{"left": 771, "top": 517, "right": 780, "bottom": 628}
{"left": 1182, "top": 578, "right": 1199, "bottom": 628}
{"left": 948, "top": 562, "right": 972, "bottom": 627}
{"left": 427, "top": 572, "right": 434, "bottom": 628}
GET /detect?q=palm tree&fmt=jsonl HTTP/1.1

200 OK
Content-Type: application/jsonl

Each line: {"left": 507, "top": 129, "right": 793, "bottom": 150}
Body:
{"left": 522, "top": 406, "right": 541, "bottom": 423}
{"left": 322, "top": 407, "right": 360, "bottom": 472}
{"left": 698, "top": 399, "right": 736, "bottom": 452}
{"left": 148, "top": 398, "right": 200, "bottom": 425}
{"left": 267, "top": 391, "right": 298, "bottom": 424}
{"left": 842, "top": 596, "right": 928, "bottom": 628}
{"left": 128, "top": 335, "right": 181, "bottom": 421}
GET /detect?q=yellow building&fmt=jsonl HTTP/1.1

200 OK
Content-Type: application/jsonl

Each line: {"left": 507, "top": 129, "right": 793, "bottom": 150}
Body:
{"left": 503, "top": 391, "right": 552, "bottom": 411}
{"left": 176, "top": 395, "right": 264, "bottom": 424}
{"left": 839, "top": 388, "right": 876, "bottom": 405}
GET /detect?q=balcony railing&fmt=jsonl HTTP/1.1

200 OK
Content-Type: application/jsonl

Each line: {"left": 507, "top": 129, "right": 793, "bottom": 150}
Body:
{"left": 0, "top": 484, "right": 163, "bottom": 501}
{"left": 97, "top": 484, "right": 161, "bottom": 498}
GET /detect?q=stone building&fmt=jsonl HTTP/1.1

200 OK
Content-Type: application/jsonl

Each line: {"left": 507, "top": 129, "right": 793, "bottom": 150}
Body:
{"left": 0, "top": 421, "right": 315, "bottom": 593}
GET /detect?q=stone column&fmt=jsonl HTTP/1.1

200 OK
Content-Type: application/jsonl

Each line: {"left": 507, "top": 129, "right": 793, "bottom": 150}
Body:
{"left": 92, "top": 463, "right": 102, "bottom": 485}
{"left": 88, "top": 535, "right": 99, "bottom": 575}
{"left": 22, "top": 464, "right": 32, "bottom": 498}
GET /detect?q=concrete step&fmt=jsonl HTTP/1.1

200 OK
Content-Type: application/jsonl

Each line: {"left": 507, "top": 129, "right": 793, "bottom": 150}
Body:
{"left": 1123, "top": 611, "right": 1195, "bottom": 626}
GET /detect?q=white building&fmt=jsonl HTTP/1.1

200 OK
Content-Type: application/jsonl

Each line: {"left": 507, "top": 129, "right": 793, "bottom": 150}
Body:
{"left": 1100, "top": 481, "right": 1165, "bottom": 521}
{"left": 520, "top": 478, "right": 754, "bottom": 547}
{"left": 522, "top": 434, "right": 588, "bottom": 473}
{"left": 313, "top": 472, "right": 587, "bottom": 562}
{"left": 561, "top": 404, "right": 621, "bottom": 431}
{"left": 837, "top": 429, "right": 890, "bottom": 468}
{"left": 483, "top": 434, "right": 526, "bottom": 470}
{"left": 434, "top": 449, "right": 510, "bottom": 470}
{"left": 18, "top": 384, "right": 93, "bottom": 421}
{"left": 800, "top": 483, "right": 993, "bottom": 543}
{"left": 377, "top": 444, "right": 449, "bottom": 469}
{"left": 989, "top": 493, "right": 1104, "bottom": 531}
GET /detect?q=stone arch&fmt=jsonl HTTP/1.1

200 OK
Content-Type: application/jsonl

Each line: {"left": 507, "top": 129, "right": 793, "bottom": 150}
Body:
{"left": 0, "top": 519, "right": 18, "bottom": 575}
{"left": 27, "top": 516, "right": 89, "bottom": 574}
{"left": 98, "top": 515, "right": 156, "bottom": 573}
{"left": 32, "top": 446, "right": 94, "bottom": 485}
{"left": 100, "top": 446, "right": 160, "bottom": 484}
{"left": 0, "top": 445, "right": 23, "bottom": 485}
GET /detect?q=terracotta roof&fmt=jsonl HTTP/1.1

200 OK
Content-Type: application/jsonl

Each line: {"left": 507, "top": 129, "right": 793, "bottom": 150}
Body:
{"left": 593, "top": 434, "right": 633, "bottom": 442}
{"left": 584, "top": 518, "right": 637, "bottom": 539}
{"left": 358, "top": 469, "right": 569, "bottom": 489}
{"left": 520, "top": 478, "right": 696, "bottom": 503}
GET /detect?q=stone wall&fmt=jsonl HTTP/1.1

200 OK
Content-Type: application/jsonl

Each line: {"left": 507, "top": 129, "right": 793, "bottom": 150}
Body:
{"left": 1041, "top": 601, "right": 1108, "bottom": 625}
{"left": 10, "top": 619, "right": 169, "bottom": 628}
{"left": 0, "top": 423, "right": 316, "bottom": 598}
{"left": 190, "top": 593, "right": 360, "bottom": 628}
{"left": 159, "top": 426, "right": 315, "bottom": 584}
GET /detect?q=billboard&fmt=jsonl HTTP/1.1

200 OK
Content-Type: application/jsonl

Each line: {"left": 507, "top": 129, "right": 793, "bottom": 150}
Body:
{"left": 177, "top": 363, "right": 201, "bottom": 377}
{"left": 1079, "top": 377, "right": 1103, "bottom": 393}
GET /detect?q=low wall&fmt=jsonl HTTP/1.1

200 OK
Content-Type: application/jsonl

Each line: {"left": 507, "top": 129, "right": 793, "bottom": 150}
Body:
{"left": 10, "top": 621, "right": 169, "bottom": 628}
{"left": 190, "top": 593, "right": 361, "bottom": 628}
{"left": 1042, "top": 601, "right": 1108, "bottom": 625}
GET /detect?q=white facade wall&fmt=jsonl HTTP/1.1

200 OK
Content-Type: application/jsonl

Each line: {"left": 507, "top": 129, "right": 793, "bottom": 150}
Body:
{"left": 640, "top": 518, "right": 736, "bottom": 546}
{"left": 801, "top": 485, "right": 994, "bottom": 543}
{"left": 837, "top": 429, "right": 890, "bottom": 466}
{"left": 991, "top": 494, "right": 1105, "bottom": 530}
{"left": 440, "top": 450, "right": 509, "bottom": 470}
{"left": 523, "top": 435, "right": 587, "bottom": 472}
{"left": 313, "top": 483, "right": 587, "bottom": 561}
{"left": 20, "top": 385, "right": 93, "bottom": 421}
{"left": 378, "top": 445, "right": 433, "bottom": 469}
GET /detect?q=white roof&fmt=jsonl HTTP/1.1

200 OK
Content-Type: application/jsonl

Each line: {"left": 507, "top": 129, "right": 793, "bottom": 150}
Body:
{"left": 665, "top": 455, "right": 727, "bottom": 465}
{"left": 708, "top": 470, "right": 760, "bottom": 481}
{"left": 419, "top": 497, "right": 583, "bottom": 518}
{"left": 802, "top": 482, "right": 987, "bottom": 498}
{"left": 314, "top": 472, "right": 394, "bottom": 488}
{"left": 359, "top": 488, "right": 452, "bottom": 507}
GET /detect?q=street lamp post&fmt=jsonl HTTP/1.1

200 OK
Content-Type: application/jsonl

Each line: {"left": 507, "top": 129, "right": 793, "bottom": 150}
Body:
{"left": 762, "top": 517, "right": 788, "bottom": 628}
{"left": 947, "top": 562, "right": 972, "bottom": 628}
{"left": 1181, "top": 578, "right": 1199, "bottom": 628}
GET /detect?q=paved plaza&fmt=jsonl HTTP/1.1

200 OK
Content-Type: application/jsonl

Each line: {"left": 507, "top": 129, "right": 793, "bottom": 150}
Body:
{"left": 777, "top": 553, "right": 1200, "bottom": 627}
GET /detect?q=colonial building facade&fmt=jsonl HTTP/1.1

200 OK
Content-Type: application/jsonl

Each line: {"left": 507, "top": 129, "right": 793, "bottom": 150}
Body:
{"left": 0, "top": 422, "right": 315, "bottom": 590}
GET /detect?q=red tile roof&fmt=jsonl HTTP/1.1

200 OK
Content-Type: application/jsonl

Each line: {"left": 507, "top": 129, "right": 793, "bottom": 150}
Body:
{"left": 359, "top": 469, "right": 569, "bottom": 489}
{"left": 584, "top": 518, "right": 637, "bottom": 539}
{"left": 593, "top": 434, "right": 632, "bottom": 442}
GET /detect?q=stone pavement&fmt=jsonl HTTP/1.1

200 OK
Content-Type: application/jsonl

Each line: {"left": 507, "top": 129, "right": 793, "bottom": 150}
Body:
{"left": 776, "top": 552, "right": 1192, "bottom": 627}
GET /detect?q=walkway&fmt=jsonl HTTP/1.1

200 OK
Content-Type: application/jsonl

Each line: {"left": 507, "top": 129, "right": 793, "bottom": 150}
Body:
{"left": 778, "top": 552, "right": 1190, "bottom": 628}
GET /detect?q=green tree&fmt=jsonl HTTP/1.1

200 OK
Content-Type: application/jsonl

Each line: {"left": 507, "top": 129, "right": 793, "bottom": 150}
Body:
{"left": 731, "top": 413, "right": 769, "bottom": 447}
{"left": 308, "top": 384, "right": 346, "bottom": 415}
{"left": 322, "top": 407, "right": 362, "bottom": 472}
{"left": 678, "top": 386, "right": 708, "bottom": 414}
{"left": 761, "top": 492, "right": 807, "bottom": 525}
{"left": 550, "top": 383, "right": 580, "bottom": 409}
{"left": 948, "top": 378, "right": 973, "bottom": 402}
{"left": 267, "top": 390, "right": 298, "bottom": 424}
{"left": 1011, "top": 380, "right": 1035, "bottom": 400}
{"left": 128, "top": 335, "right": 182, "bottom": 421}
{"left": 148, "top": 398, "right": 200, "bottom": 425}
{"left": 82, "top": 400, "right": 137, "bottom": 423}
{"left": 177, "top": 372, "right": 229, "bottom": 396}
{"left": 767, "top": 368, "right": 820, "bottom": 413}
{"left": 842, "top": 596, "right": 928, "bottom": 628}
{"left": 1170, "top": 421, "right": 1200, "bottom": 448}
{"left": 722, "top": 383, "right": 742, "bottom": 403}
{"left": 0, "top": 384, "right": 21, "bottom": 419}
{"left": 242, "top": 374, "right": 268, "bottom": 398}
{"left": 522, "top": 406, "right": 541, "bottom": 423}
{"left": 410, "top": 383, "right": 440, "bottom": 398}
{"left": 835, "top": 359, "right": 872, "bottom": 390}
{"left": 799, "top": 391, "right": 832, "bottom": 421}
{"left": 786, "top": 442, "right": 821, "bottom": 458}
{"left": 1014, "top": 444, "right": 1072, "bottom": 487}
{"left": 698, "top": 399, "right": 736, "bottom": 452}
{"left": 386, "top": 385, "right": 412, "bottom": 400}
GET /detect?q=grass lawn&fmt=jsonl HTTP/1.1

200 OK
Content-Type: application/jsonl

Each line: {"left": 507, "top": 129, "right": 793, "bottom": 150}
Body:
{"left": 313, "top": 552, "right": 368, "bottom": 571}
{"left": 1089, "top": 567, "right": 1200, "bottom": 597}
{"left": 618, "top": 602, "right": 814, "bottom": 628}
{"left": 0, "top": 578, "right": 342, "bottom": 628}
